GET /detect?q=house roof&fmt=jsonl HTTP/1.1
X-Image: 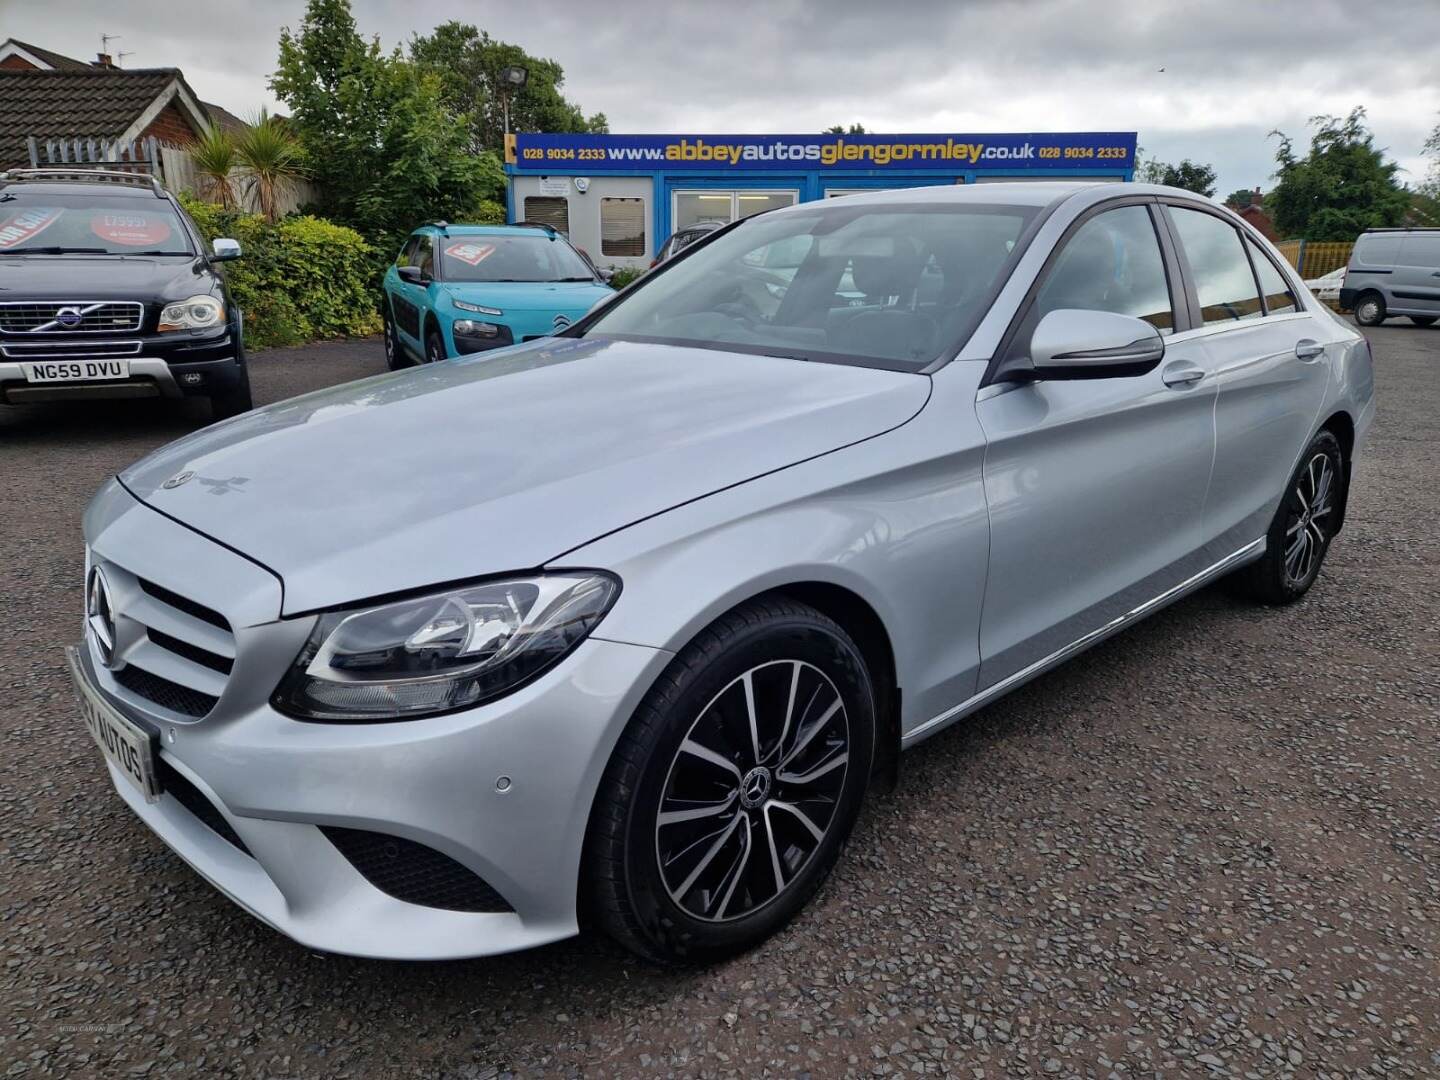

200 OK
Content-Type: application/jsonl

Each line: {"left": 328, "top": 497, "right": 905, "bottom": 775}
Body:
{"left": 0, "top": 38, "right": 93, "bottom": 70}
{"left": 0, "top": 67, "right": 199, "bottom": 168}
{"left": 201, "top": 101, "right": 250, "bottom": 136}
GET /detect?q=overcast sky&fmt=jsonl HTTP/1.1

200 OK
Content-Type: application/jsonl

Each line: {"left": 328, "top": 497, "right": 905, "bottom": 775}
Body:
{"left": 6, "top": 0, "right": 1438, "bottom": 198}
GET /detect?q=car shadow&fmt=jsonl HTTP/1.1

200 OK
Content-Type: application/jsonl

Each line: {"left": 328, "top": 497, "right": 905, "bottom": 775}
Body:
{"left": 0, "top": 397, "right": 212, "bottom": 444}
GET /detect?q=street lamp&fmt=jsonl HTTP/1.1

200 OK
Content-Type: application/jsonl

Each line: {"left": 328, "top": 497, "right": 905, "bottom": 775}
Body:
{"left": 500, "top": 65, "right": 528, "bottom": 136}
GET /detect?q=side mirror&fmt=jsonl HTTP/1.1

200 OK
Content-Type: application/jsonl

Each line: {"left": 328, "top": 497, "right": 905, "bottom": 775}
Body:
{"left": 397, "top": 265, "right": 427, "bottom": 285}
{"left": 596, "top": 266, "right": 615, "bottom": 284}
{"left": 211, "top": 237, "right": 242, "bottom": 262}
{"left": 1024, "top": 309, "right": 1165, "bottom": 379}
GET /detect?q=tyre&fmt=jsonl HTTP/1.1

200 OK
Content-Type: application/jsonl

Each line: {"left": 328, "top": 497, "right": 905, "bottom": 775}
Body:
{"left": 425, "top": 326, "right": 447, "bottom": 364}
{"left": 1409, "top": 316, "right": 1437, "bottom": 328}
{"left": 1227, "top": 429, "right": 1344, "bottom": 605}
{"left": 1353, "top": 293, "right": 1386, "bottom": 326}
{"left": 210, "top": 368, "right": 253, "bottom": 421}
{"left": 586, "top": 597, "right": 876, "bottom": 964}
{"left": 383, "top": 310, "right": 408, "bottom": 370}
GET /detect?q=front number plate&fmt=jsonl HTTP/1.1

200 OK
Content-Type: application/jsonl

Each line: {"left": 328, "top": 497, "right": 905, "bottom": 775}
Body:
{"left": 65, "top": 646, "right": 160, "bottom": 802}
{"left": 24, "top": 359, "right": 131, "bottom": 383}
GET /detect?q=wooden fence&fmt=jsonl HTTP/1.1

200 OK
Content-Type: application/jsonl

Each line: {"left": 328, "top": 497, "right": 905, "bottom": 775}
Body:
{"left": 24, "top": 135, "right": 315, "bottom": 217}
{"left": 1275, "top": 239, "right": 1353, "bottom": 280}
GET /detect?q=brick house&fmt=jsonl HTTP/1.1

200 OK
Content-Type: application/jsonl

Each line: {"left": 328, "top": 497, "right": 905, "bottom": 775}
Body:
{"left": 1229, "top": 188, "right": 1279, "bottom": 241}
{"left": 0, "top": 38, "right": 243, "bottom": 169}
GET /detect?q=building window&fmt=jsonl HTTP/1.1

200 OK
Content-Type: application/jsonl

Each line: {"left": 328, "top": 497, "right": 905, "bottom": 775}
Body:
{"left": 672, "top": 190, "right": 798, "bottom": 231}
{"left": 523, "top": 196, "right": 570, "bottom": 234}
{"left": 600, "top": 197, "right": 646, "bottom": 257}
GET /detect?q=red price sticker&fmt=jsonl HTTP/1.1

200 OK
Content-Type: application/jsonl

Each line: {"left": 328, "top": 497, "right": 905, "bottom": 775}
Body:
{"left": 90, "top": 213, "right": 172, "bottom": 247}
{"left": 0, "top": 208, "right": 62, "bottom": 249}
{"left": 445, "top": 241, "right": 496, "bottom": 266}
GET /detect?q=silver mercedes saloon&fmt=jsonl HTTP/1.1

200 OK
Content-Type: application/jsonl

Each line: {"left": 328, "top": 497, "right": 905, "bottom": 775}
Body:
{"left": 71, "top": 183, "right": 1375, "bottom": 963}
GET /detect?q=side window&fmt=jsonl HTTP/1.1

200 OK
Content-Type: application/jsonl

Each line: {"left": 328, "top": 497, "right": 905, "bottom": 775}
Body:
{"left": 396, "top": 235, "right": 420, "bottom": 267}
{"left": 1168, "top": 207, "right": 1263, "bottom": 325}
{"left": 414, "top": 235, "right": 435, "bottom": 279}
{"left": 1246, "top": 237, "right": 1298, "bottom": 315}
{"left": 1030, "top": 204, "right": 1175, "bottom": 334}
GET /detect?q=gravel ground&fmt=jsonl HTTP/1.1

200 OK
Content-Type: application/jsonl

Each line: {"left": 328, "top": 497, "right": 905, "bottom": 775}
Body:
{"left": 2, "top": 328, "right": 1437, "bottom": 1079}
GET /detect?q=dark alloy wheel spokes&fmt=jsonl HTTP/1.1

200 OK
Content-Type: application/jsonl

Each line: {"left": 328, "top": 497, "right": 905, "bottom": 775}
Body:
{"left": 655, "top": 660, "right": 850, "bottom": 923}
{"left": 1284, "top": 451, "right": 1335, "bottom": 585}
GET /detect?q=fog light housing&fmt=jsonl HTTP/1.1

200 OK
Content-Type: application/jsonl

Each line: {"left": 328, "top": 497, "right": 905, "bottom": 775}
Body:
{"left": 453, "top": 320, "right": 500, "bottom": 338}
{"left": 180, "top": 372, "right": 204, "bottom": 386}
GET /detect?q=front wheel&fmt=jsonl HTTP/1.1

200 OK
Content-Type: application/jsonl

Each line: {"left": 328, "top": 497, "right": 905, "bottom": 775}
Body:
{"left": 1226, "top": 429, "right": 1344, "bottom": 605}
{"left": 425, "top": 327, "right": 447, "bottom": 364}
{"left": 210, "top": 368, "right": 253, "bottom": 421}
{"left": 586, "top": 597, "right": 875, "bottom": 964}
{"left": 1409, "top": 316, "right": 1437, "bottom": 328}
{"left": 1353, "top": 293, "right": 1386, "bottom": 326}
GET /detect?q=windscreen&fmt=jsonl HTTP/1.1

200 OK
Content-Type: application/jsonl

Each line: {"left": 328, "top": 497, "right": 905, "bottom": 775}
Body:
{"left": 582, "top": 202, "right": 1037, "bottom": 370}
{"left": 439, "top": 234, "right": 596, "bottom": 283}
{"left": 0, "top": 191, "right": 193, "bottom": 255}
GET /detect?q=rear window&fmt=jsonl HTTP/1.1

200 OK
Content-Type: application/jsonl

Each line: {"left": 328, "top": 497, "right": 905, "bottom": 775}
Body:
{"left": 0, "top": 191, "right": 193, "bottom": 255}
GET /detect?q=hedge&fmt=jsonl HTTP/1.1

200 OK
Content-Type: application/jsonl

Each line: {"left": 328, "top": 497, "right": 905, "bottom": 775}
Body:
{"left": 180, "top": 195, "right": 383, "bottom": 349}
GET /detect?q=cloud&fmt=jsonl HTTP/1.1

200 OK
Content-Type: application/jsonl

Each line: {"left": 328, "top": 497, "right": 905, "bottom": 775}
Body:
{"left": 6, "top": 0, "right": 1437, "bottom": 195}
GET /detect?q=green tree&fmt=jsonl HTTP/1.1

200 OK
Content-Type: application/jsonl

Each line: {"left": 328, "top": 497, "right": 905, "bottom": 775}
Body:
{"left": 1160, "top": 159, "right": 1217, "bottom": 197}
{"left": 272, "top": 0, "right": 503, "bottom": 249}
{"left": 1267, "top": 107, "right": 1409, "bottom": 241}
{"left": 1421, "top": 113, "right": 1440, "bottom": 197}
{"left": 235, "top": 109, "right": 306, "bottom": 223}
{"left": 409, "top": 21, "right": 607, "bottom": 155}
{"left": 1224, "top": 187, "right": 1258, "bottom": 210}
{"left": 824, "top": 123, "right": 867, "bottom": 135}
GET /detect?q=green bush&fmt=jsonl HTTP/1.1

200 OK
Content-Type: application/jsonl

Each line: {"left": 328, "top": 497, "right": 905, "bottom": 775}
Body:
{"left": 607, "top": 266, "right": 644, "bottom": 290}
{"left": 180, "top": 194, "right": 382, "bottom": 349}
{"left": 467, "top": 199, "right": 507, "bottom": 225}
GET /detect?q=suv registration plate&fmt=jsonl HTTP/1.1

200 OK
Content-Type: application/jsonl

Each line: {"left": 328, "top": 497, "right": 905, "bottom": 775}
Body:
{"left": 24, "top": 360, "right": 131, "bottom": 383}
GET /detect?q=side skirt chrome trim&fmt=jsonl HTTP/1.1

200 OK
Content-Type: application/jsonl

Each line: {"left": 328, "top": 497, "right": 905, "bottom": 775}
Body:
{"left": 901, "top": 537, "right": 1267, "bottom": 749}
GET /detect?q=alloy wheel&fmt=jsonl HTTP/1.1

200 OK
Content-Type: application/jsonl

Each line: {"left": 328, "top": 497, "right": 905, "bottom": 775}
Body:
{"left": 1283, "top": 451, "right": 1336, "bottom": 586}
{"left": 655, "top": 660, "right": 851, "bottom": 923}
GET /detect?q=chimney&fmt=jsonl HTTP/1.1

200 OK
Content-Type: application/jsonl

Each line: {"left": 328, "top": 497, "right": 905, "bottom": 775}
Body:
{"left": 94, "top": 53, "right": 115, "bottom": 68}
{"left": 1251, "top": 187, "right": 1263, "bottom": 207}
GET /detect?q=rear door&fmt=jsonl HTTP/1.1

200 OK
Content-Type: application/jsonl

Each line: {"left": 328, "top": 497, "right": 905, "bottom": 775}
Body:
{"left": 1391, "top": 232, "right": 1440, "bottom": 316}
{"left": 1161, "top": 203, "right": 1331, "bottom": 561}
{"left": 975, "top": 199, "right": 1218, "bottom": 687}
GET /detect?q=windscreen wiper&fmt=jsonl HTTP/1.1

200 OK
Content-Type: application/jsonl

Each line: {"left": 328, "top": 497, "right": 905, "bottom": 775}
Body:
{"left": 0, "top": 246, "right": 109, "bottom": 254}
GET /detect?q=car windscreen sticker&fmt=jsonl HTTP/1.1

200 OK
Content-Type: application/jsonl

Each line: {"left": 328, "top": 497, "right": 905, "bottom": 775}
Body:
{"left": 445, "top": 241, "right": 496, "bottom": 266}
{"left": 0, "top": 208, "right": 62, "bottom": 249}
{"left": 90, "top": 213, "right": 173, "bottom": 247}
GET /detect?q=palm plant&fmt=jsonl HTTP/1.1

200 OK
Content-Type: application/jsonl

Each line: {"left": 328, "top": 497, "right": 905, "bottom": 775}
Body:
{"left": 236, "top": 109, "right": 306, "bottom": 223}
{"left": 187, "top": 124, "right": 240, "bottom": 210}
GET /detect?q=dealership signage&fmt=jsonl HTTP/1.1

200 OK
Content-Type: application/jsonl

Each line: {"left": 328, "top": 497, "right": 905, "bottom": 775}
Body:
{"left": 512, "top": 132, "right": 1136, "bottom": 172}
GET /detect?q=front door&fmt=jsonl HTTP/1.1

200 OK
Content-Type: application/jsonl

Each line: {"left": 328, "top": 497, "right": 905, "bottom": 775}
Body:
{"left": 975, "top": 201, "right": 1218, "bottom": 688}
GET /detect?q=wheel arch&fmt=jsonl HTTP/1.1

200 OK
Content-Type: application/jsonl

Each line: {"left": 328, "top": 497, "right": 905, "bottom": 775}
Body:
{"left": 1318, "top": 409, "right": 1355, "bottom": 534}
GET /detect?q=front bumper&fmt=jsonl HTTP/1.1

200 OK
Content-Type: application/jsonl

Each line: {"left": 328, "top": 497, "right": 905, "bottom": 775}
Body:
{"left": 79, "top": 487, "right": 670, "bottom": 959}
{"left": 0, "top": 328, "right": 242, "bottom": 403}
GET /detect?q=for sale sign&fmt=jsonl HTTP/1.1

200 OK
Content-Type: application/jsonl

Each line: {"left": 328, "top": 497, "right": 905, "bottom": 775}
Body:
{"left": 445, "top": 241, "right": 496, "bottom": 266}
{"left": 0, "top": 208, "right": 62, "bottom": 248}
{"left": 90, "top": 212, "right": 172, "bottom": 247}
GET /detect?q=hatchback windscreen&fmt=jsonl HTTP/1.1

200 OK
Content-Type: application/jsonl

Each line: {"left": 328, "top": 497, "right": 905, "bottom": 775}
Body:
{"left": 439, "top": 235, "right": 596, "bottom": 283}
{"left": 0, "top": 192, "right": 193, "bottom": 255}
{"left": 582, "top": 203, "right": 1038, "bottom": 370}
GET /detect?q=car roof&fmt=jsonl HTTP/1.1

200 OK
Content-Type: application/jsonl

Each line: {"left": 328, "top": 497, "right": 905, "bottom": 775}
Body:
{"left": 0, "top": 179, "right": 160, "bottom": 199}
{"left": 764, "top": 181, "right": 1204, "bottom": 214}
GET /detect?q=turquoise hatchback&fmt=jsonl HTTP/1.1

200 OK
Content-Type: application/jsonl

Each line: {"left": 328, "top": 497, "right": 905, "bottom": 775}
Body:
{"left": 381, "top": 222, "right": 615, "bottom": 367}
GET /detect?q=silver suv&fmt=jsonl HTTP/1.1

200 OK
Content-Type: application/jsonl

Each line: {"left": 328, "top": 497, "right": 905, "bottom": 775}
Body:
{"left": 1342, "top": 227, "right": 1440, "bottom": 327}
{"left": 70, "top": 183, "right": 1374, "bottom": 964}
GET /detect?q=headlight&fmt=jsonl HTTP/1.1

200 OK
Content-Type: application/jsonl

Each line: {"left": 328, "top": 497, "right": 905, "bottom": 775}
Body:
{"left": 158, "top": 294, "right": 224, "bottom": 332}
{"left": 453, "top": 299, "right": 503, "bottom": 316}
{"left": 452, "top": 319, "right": 500, "bottom": 337}
{"left": 272, "top": 572, "right": 620, "bottom": 721}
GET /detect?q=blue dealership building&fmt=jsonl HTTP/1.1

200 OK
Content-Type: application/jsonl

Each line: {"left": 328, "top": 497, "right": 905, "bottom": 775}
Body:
{"left": 504, "top": 131, "right": 1137, "bottom": 268}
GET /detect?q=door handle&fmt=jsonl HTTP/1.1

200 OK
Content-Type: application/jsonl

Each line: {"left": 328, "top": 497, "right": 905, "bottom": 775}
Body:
{"left": 1161, "top": 364, "right": 1205, "bottom": 387}
{"left": 1295, "top": 340, "right": 1324, "bottom": 361}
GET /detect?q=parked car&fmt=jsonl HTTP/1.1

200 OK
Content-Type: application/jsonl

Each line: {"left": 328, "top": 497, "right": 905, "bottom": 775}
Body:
{"left": 1305, "top": 266, "right": 1346, "bottom": 303}
{"left": 652, "top": 219, "right": 725, "bottom": 266}
{"left": 381, "top": 221, "right": 614, "bottom": 367}
{"left": 0, "top": 168, "right": 251, "bottom": 418}
{"left": 70, "top": 182, "right": 1374, "bottom": 964}
{"left": 1340, "top": 227, "right": 1440, "bottom": 327}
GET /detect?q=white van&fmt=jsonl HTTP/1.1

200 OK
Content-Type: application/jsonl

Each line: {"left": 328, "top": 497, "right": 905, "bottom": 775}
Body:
{"left": 1342, "top": 228, "right": 1440, "bottom": 327}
